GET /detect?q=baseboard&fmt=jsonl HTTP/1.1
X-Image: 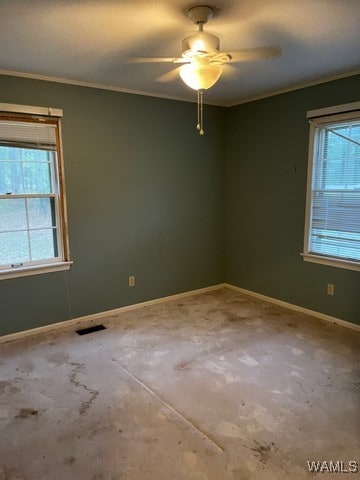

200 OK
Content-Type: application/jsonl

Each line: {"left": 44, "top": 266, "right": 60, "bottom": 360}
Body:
{"left": 2, "top": 281, "right": 358, "bottom": 344}
{"left": 224, "top": 283, "right": 360, "bottom": 332}
{"left": 0, "top": 283, "right": 227, "bottom": 344}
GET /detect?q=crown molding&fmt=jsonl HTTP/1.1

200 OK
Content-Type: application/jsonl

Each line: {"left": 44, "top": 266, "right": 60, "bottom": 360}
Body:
{"left": 1, "top": 67, "right": 359, "bottom": 109}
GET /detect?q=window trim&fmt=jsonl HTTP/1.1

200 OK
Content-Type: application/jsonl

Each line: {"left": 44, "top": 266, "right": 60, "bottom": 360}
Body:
{"left": 302, "top": 101, "right": 360, "bottom": 272}
{"left": 0, "top": 103, "right": 72, "bottom": 279}
{"left": 0, "top": 261, "right": 73, "bottom": 280}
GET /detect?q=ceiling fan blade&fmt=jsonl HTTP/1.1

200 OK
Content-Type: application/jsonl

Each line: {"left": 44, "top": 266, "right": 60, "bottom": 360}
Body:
{"left": 173, "top": 58, "right": 191, "bottom": 64}
{"left": 227, "top": 47, "right": 281, "bottom": 63}
{"left": 156, "top": 67, "right": 182, "bottom": 83}
{"left": 127, "top": 57, "right": 181, "bottom": 63}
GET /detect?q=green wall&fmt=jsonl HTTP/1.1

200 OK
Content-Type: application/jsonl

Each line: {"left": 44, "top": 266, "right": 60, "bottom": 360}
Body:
{"left": 0, "top": 75, "right": 226, "bottom": 336}
{"left": 225, "top": 75, "right": 360, "bottom": 325}
{"left": 1, "top": 74, "right": 359, "bottom": 336}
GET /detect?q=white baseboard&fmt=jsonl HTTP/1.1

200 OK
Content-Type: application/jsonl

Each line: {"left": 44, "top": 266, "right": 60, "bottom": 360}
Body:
{"left": 224, "top": 283, "right": 360, "bottom": 332}
{"left": 1, "top": 281, "right": 358, "bottom": 344}
{"left": 0, "top": 283, "right": 227, "bottom": 344}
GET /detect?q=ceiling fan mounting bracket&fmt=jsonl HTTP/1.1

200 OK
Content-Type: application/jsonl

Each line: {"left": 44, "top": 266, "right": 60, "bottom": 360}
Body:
{"left": 188, "top": 5, "right": 214, "bottom": 25}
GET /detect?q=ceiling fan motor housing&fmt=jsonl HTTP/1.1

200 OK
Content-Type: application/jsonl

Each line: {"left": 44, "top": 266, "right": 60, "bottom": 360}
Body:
{"left": 182, "top": 32, "right": 220, "bottom": 58}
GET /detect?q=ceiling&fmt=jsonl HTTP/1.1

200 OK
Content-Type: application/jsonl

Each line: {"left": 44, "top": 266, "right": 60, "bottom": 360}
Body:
{"left": 0, "top": 0, "right": 360, "bottom": 107}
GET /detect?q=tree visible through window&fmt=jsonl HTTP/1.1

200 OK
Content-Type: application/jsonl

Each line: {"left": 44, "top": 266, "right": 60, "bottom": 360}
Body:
{"left": 0, "top": 110, "right": 70, "bottom": 277}
{"left": 304, "top": 107, "right": 360, "bottom": 270}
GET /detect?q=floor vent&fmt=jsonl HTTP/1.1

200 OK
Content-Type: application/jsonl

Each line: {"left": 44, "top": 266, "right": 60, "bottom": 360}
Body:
{"left": 75, "top": 324, "right": 107, "bottom": 336}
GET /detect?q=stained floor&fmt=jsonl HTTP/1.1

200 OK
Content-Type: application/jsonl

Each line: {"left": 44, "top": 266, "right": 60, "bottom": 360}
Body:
{"left": 0, "top": 288, "right": 359, "bottom": 479}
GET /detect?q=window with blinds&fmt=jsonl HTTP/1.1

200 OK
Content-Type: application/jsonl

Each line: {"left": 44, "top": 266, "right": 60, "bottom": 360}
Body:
{"left": 303, "top": 104, "right": 360, "bottom": 271}
{"left": 0, "top": 106, "right": 71, "bottom": 279}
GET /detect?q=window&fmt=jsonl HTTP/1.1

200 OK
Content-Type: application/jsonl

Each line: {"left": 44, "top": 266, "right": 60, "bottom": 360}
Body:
{"left": 0, "top": 104, "right": 71, "bottom": 279}
{"left": 303, "top": 102, "right": 360, "bottom": 271}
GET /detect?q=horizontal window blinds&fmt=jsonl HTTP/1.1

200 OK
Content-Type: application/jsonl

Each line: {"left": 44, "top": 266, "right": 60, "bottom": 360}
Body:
{"left": 309, "top": 118, "right": 360, "bottom": 262}
{"left": 0, "top": 120, "right": 57, "bottom": 150}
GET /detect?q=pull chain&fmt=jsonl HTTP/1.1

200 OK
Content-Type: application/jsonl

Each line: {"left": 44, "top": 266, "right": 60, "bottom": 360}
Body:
{"left": 197, "top": 90, "right": 201, "bottom": 132}
{"left": 196, "top": 89, "right": 205, "bottom": 135}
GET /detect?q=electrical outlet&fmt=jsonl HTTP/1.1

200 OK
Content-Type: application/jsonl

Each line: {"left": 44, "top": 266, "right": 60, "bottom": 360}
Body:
{"left": 327, "top": 283, "right": 334, "bottom": 296}
{"left": 128, "top": 275, "right": 135, "bottom": 287}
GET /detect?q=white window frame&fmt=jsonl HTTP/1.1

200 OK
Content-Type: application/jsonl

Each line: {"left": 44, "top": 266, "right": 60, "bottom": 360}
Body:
{"left": 302, "top": 101, "right": 360, "bottom": 272}
{"left": 0, "top": 103, "right": 72, "bottom": 279}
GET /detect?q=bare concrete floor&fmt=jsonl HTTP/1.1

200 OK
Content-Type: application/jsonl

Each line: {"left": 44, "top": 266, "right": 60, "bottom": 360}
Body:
{"left": 0, "top": 288, "right": 359, "bottom": 480}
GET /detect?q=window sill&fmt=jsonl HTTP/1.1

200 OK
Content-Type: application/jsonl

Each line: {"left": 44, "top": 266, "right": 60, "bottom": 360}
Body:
{"left": 301, "top": 253, "right": 360, "bottom": 272}
{"left": 0, "top": 261, "right": 73, "bottom": 280}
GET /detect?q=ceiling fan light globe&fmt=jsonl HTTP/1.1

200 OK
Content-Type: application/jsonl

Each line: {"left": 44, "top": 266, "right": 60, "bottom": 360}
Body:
{"left": 179, "top": 62, "right": 222, "bottom": 90}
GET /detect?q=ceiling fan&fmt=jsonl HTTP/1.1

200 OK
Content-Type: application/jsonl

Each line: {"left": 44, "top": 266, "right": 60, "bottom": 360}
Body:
{"left": 129, "top": 5, "right": 281, "bottom": 134}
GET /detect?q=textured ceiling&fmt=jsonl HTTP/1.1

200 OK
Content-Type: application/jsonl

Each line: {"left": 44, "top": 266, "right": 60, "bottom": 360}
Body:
{"left": 0, "top": 0, "right": 360, "bottom": 106}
